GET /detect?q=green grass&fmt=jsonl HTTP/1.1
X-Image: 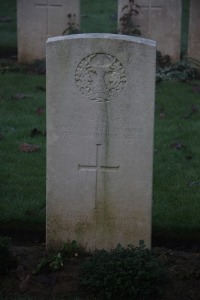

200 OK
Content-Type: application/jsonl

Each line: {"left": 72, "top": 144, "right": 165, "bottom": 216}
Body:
{"left": 0, "top": 72, "right": 46, "bottom": 227}
{"left": 0, "top": 0, "right": 17, "bottom": 54}
{"left": 81, "top": 0, "right": 117, "bottom": 33}
{"left": 153, "top": 81, "right": 200, "bottom": 240}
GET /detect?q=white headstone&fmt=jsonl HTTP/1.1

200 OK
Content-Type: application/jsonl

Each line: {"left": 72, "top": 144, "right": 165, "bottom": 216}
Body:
{"left": 118, "top": 0, "right": 182, "bottom": 62}
{"left": 188, "top": 0, "right": 200, "bottom": 60}
{"left": 17, "top": 0, "right": 80, "bottom": 63}
{"left": 46, "top": 34, "right": 156, "bottom": 251}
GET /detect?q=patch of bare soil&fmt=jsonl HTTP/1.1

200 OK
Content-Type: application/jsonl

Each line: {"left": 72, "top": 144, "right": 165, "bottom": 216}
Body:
{"left": 1, "top": 244, "right": 200, "bottom": 300}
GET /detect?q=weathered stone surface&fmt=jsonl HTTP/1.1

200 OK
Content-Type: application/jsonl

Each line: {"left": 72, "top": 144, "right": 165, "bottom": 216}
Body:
{"left": 17, "top": 0, "right": 80, "bottom": 63}
{"left": 118, "top": 0, "right": 182, "bottom": 62}
{"left": 188, "top": 0, "right": 200, "bottom": 60}
{"left": 46, "top": 34, "right": 156, "bottom": 251}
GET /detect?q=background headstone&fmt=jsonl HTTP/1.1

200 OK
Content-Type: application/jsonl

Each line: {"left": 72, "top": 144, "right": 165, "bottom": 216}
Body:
{"left": 46, "top": 34, "right": 156, "bottom": 251}
{"left": 118, "top": 0, "right": 182, "bottom": 62}
{"left": 188, "top": 0, "right": 200, "bottom": 60}
{"left": 17, "top": 0, "right": 80, "bottom": 63}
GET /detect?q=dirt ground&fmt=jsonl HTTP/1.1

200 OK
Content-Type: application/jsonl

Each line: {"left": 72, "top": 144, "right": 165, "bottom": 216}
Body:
{"left": 1, "top": 242, "right": 200, "bottom": 300}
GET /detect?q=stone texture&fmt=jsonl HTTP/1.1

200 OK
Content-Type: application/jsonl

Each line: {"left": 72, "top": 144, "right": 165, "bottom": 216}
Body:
{"left": 188, "top": 0, "right": 200, "bottom": 60}
{"left": 118, "top": 0, "right": 182, "bottom": 62}
{"left": 46, "top": 34, "right": 156, "bottom": 251}
{"left": 17, "top": 0, "right": 80, "bottom": 63}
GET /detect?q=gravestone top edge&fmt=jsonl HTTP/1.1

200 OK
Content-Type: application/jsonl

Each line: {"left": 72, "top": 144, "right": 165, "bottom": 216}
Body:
{"left": 46, "top": 33, "right": 156, "bottom": 47}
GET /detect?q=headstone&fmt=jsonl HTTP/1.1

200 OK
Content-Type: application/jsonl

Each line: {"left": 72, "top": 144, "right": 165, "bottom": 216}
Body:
{"left": 118, "top": 0, "right": 182, "bottom": 62}
{"left": 46, "top": 34, "right": 156, "bottom": 251}
{"left": 188, "top": 0, "right": 200, "bottom": 60}
{"left": 17, "top": 0, "right": 80, "bottom": 63}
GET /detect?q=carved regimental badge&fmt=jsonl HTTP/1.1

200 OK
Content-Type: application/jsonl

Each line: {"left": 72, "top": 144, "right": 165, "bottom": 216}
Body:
{"left": 75, "top": 53, "right": 127, "bottom": 102}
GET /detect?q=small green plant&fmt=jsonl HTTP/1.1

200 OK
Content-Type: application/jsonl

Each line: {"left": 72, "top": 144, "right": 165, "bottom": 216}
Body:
{"left": 187, "top": 57, "right": 200, "bottom": 73}
{"left": 118, "top": 0, "right": 141, "bottom": 36}
{"left": 63, "top": 13, "right": 80, "bottom": 35}
{"left": 33, "top": 240, "right": 83, "bottom": 274}
{"left": 33, "top": 252, "right": 64, "bottom": 273}
{"left": 0, "top": 236, "right": 14, "bottom": 274}
{"left": 30, "top": 59, "right": 46, "bottom": 75}
{"left": 0, "top": 60, "right": 27, "bottom": 74}
{"left": 156, "top": 51, "right": 171, "bottom": 69}
{"left": 156, "top": 59, "right": 200, "bottom": 82}
{"left": 80, "top": 241, "right": 167, "bottom": 299}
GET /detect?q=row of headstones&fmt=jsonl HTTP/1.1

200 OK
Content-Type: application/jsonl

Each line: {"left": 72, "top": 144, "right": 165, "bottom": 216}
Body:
{"left": 18, "top": 1, "right": 198, "bottom": 251}
{"left": 18, "top": 0, "right": 200, "bottom": 64}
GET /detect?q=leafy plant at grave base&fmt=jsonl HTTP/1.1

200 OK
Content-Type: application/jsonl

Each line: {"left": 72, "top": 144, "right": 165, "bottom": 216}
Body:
{"left": 33, "top": 240, "right": 83, "bottom": 274}
{"left": 80, "top": 240, "right": 167, "bottom": 300}
{"left": 63, "top": 13, "right": 80, "bottom": 35}
{"left": 156, "top": 58, "right": 200, "bottom": 82}
{"left": 156, "top": 51, "right": 171, "bottom": 69}
{"left": 118, "top": 0, "right": 141, "bottom": 36}
{"left": 30, "top": 59, "right": 46, "bottom": 75}
{"left": 0, "top": 60, "right": 27, "bottom": 74}
{"left": 187, "top": 57, "right": 200, "bottom": 74}
{"left": 0, "top": 236, "right": 16, "bottom": 274}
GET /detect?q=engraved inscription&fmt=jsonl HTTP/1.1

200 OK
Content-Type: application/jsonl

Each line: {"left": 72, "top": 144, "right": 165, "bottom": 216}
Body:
{"left": 56, "top": 123, "right": 143, "bottom": 141}
{"left": 75, "top": 53, "right": 127, "bottom": 102}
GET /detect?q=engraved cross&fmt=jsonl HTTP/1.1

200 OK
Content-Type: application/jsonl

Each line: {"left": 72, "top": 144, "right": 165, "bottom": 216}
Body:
{"left": 140, "top": 0, "right": 163, "bottom": 37}
{"left": 78, "top": 144, "right": 119, "bottom": 209}
{"left": 34, "top": 1, "right": 63, "bottom": 36}
{"left": 34, "top": 0, "right": 62, "bottom": 8}
{"left": 140, "top": 5, "right": 163, "bottom": 9}
{"left": 140, "top": 0, "right": 164, "bottom": 10}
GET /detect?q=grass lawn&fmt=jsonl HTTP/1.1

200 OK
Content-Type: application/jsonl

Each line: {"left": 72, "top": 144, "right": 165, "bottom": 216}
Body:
{"left": 1, "top": 0, "right": 200, "bottom": 244}
{"left": 0, "top": 71, "right": 46, "bottom": 230}
{"left": 81, "top": 0, "right": 117, "bottom": 33}
{"left": 0, "top": 0, "right": 17, "bottom": 55}
{"left": 153, "top": 81, "right": 200, "bottom": 242}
